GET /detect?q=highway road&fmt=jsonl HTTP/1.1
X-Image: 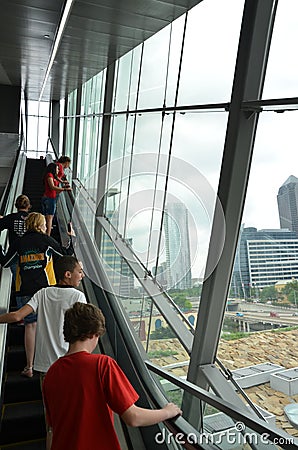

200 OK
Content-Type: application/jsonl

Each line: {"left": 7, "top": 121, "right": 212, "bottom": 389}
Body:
{"left": 225, "top": 311, "right": 298, "bottom": 326}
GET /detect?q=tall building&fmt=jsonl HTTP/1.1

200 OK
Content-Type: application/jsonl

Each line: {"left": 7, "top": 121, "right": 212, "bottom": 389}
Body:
{"left": 164, "top": 202, "right": 192, "bottom": 290}
{"left": 277, "top": 175, "right": 298, "bottom": 237}
{"left": 102, "top": 210, "right": 134, "bottom": 298}
{"left": 232, "top": 227, "right": 298, "bottom": 297}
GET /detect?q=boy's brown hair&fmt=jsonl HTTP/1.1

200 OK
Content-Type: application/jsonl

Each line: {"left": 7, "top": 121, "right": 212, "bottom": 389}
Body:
{"left": 63, "top": 302, "right": 105, "bottom": 344}
{"left": 54, "top": 256, "right": 80, "bottom": 282}
{"left": 58, "top": 156, "right": 71, "bottom": 164}
{"left": 15, "top": 195, "right": 31, "bottom": 210}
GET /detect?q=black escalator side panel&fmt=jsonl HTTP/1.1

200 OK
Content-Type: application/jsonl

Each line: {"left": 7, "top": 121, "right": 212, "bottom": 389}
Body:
{"left": 0, "top": 322, "right": 46, "bottom": 448}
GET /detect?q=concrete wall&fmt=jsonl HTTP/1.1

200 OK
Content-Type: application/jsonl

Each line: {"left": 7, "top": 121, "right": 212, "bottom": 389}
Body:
{"left": 0, "top": 85, "right": 21, "bottom": 133}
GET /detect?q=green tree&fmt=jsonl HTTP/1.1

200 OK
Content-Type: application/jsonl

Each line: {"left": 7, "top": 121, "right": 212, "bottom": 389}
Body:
{"left": 281, "top": 280, "right": 298, "bottom": 305}
{"left": 287, "top": 290, "right": 298, "bottom": 306}
{"left": 259, "top": 285, "right": 278, "bottom": 302}
{"left": 150, "top": 326, "right": 176, "bottom": 339}
{"left": 172, "top": 295, "right": 192, "bottom": 311}
{"left": 282, "top": 280, "right": 298, "bottom": 295}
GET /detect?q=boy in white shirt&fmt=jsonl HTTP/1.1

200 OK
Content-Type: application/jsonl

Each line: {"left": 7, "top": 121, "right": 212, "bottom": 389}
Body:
{"left": 0, "top": 255, "right": 86, "bottom": 449}
{"left": 0, "top": 255, "right": 86, "bottom": 375}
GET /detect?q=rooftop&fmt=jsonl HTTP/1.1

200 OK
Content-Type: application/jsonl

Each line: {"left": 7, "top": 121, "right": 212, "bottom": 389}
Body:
{"left": 148, "top": 328, "right": 298, "bottom": 437}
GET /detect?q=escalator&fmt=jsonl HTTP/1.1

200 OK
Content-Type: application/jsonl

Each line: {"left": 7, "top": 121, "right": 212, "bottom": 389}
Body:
{"left": 22, "top": 159, "right": 45, "bottom": 213}
{"left": 0, "top": 320, "right": 46, "bottom": 449}
{"left": 0, "top": 158, "right": 48, "bottom": 449}
{"left": 0, "top": 154, "right": 179, "bottom": 450}
{"left": 0, "top": 155, "right": 146, "bottom": 449}
{"left": 1, "top": 153, "right": 294, "bottom": 449}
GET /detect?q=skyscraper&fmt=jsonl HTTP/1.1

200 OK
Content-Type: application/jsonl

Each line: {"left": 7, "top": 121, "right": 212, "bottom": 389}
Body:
{"left": 101, "top": 210, "right": 134, "bottom": 298}
{"left": 164, "top": 202, "right": 192, "bottom": 290}
{"left": 277, "top": 175, "right": 298, "bottom": 237}
{"left": 232, "top": 226, "right": 298, "bottom": 298}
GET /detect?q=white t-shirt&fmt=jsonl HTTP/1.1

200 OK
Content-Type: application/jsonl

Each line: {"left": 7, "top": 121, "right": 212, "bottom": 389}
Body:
{"left": 28, "top": 285, "right": 87, "bottom": 372}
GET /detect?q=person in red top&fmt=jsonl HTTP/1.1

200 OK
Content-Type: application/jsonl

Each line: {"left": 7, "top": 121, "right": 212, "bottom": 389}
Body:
{"left": 43, "top": 302, "right": 181, "bottom": 450}
{"left": 56, "top": 156, "right": 71, "bottom": 185}
{"left": 41, "top": 163, "right": 71, "bottom": 235}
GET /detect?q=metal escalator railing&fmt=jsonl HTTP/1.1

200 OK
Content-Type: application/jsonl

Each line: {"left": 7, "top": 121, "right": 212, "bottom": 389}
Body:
{"left": 0, "top": 145, "right": 27, "bottom": 408}
{"left": 146, "top": 362, "right": 296, "bottom": 449}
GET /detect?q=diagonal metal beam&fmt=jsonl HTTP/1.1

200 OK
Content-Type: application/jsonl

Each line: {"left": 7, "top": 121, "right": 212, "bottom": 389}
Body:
{"left": 98, "top": 216, "right": 194, "bottom": 353}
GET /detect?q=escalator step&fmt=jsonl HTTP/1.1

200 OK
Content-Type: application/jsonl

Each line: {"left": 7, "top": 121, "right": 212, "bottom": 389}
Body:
{"left": 7, "top": 325, "right": 24, "bottom": 347}
{"left": 6, "top": 346, "right": 26, "bottom": 372}
{"left": 0, "top": 438, "right": 46, "bottom": 449}
{"left": 0, "top": 401, "right": 45, "bottom": 445}
{"left": 3, "top": 372, "right": 41, "bottom": 404}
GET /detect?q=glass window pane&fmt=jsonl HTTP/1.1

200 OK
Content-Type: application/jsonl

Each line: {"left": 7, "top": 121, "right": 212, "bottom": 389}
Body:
{"left": 64, "top": 90, "right": 77, "bottom": 162}
{"left": 137, "top": 25, "right": 171, "bottom": 109}
{"left": 178, "top": 0, "right": 244, "bottom": 105}
{"left": 105, "top": 115, "right": 135, "bottom": 236}
{"left": 263, "top": 0, "right": 298, "bottom": 98}
{"left": 226, "top": 112, "right": 298, "bottom": 434}
{"left": 128, "top": 45, "right": 142, "bottom": 110}
{"left": 113, "top": 52, "right": 133, "bottom": 112}
{"left": 243, "top": 111, "right": 298, "bottom": 230}
{"left": 165, "top": 15, "right": 186, "bottom": 107}
{"left": 27, "top": 100, "right": 49, "bottom": 157}
{"left": 168, "top": 111, "right": 227, "bottom": 284}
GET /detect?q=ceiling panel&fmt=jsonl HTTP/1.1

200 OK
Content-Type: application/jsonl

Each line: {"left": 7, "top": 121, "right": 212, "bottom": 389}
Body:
{"left": 0, "top": 0, "right": 202, "bottom": 102}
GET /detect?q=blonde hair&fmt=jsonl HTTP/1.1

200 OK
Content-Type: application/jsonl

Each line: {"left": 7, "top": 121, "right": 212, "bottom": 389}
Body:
{"left": 25, "top": 212, "right": 46, "bottom": 233}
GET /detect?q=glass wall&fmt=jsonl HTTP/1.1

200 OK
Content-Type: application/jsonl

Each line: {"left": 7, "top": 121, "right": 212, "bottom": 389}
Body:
{"left": 64, "top": 89, "right": 77, "bottom": 162}
{"left": 61, "top": 0, "right": 298, "bottom": 439}
{"left": 76, "top": 71, "right": 106, "bottom": 198}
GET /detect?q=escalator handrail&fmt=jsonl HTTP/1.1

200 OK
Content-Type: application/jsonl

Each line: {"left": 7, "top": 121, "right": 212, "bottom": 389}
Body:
{"left": 47, "top": 136, "right": 59, "bottom": 160}
{"left": 0, "top": 147, "right": 27, "bottom": 407}
{"left": 146, "top": 361, "right": 294, "bottom": 447}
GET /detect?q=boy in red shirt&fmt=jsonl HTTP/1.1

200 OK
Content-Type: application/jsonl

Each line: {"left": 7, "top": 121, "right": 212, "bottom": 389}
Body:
{"left": 43, "top": 302, "right": 181, "bottom": 450}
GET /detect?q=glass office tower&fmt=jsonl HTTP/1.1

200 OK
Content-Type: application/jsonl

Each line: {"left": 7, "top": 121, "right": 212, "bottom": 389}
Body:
{"left": 277, "top": 175, "right": 298, "bottom": 237}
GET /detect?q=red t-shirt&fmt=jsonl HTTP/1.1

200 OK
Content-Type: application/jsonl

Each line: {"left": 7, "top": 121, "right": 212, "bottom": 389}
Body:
{"left": 43, "top": 352, "right": 139, "bottom": 450}
{"left": 43, "top": 173, "right": 59, "bottom": 199}
{"left": 56, "top": 162, "right": 64, "bottom": 180}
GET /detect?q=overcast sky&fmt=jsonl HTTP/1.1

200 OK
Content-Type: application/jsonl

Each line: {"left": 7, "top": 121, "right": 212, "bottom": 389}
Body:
{"left": 241, "top": 0, "right": 298, "bottom": 230}
{"left": 176, "top": 0, "right": 298, "bottom": 234}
